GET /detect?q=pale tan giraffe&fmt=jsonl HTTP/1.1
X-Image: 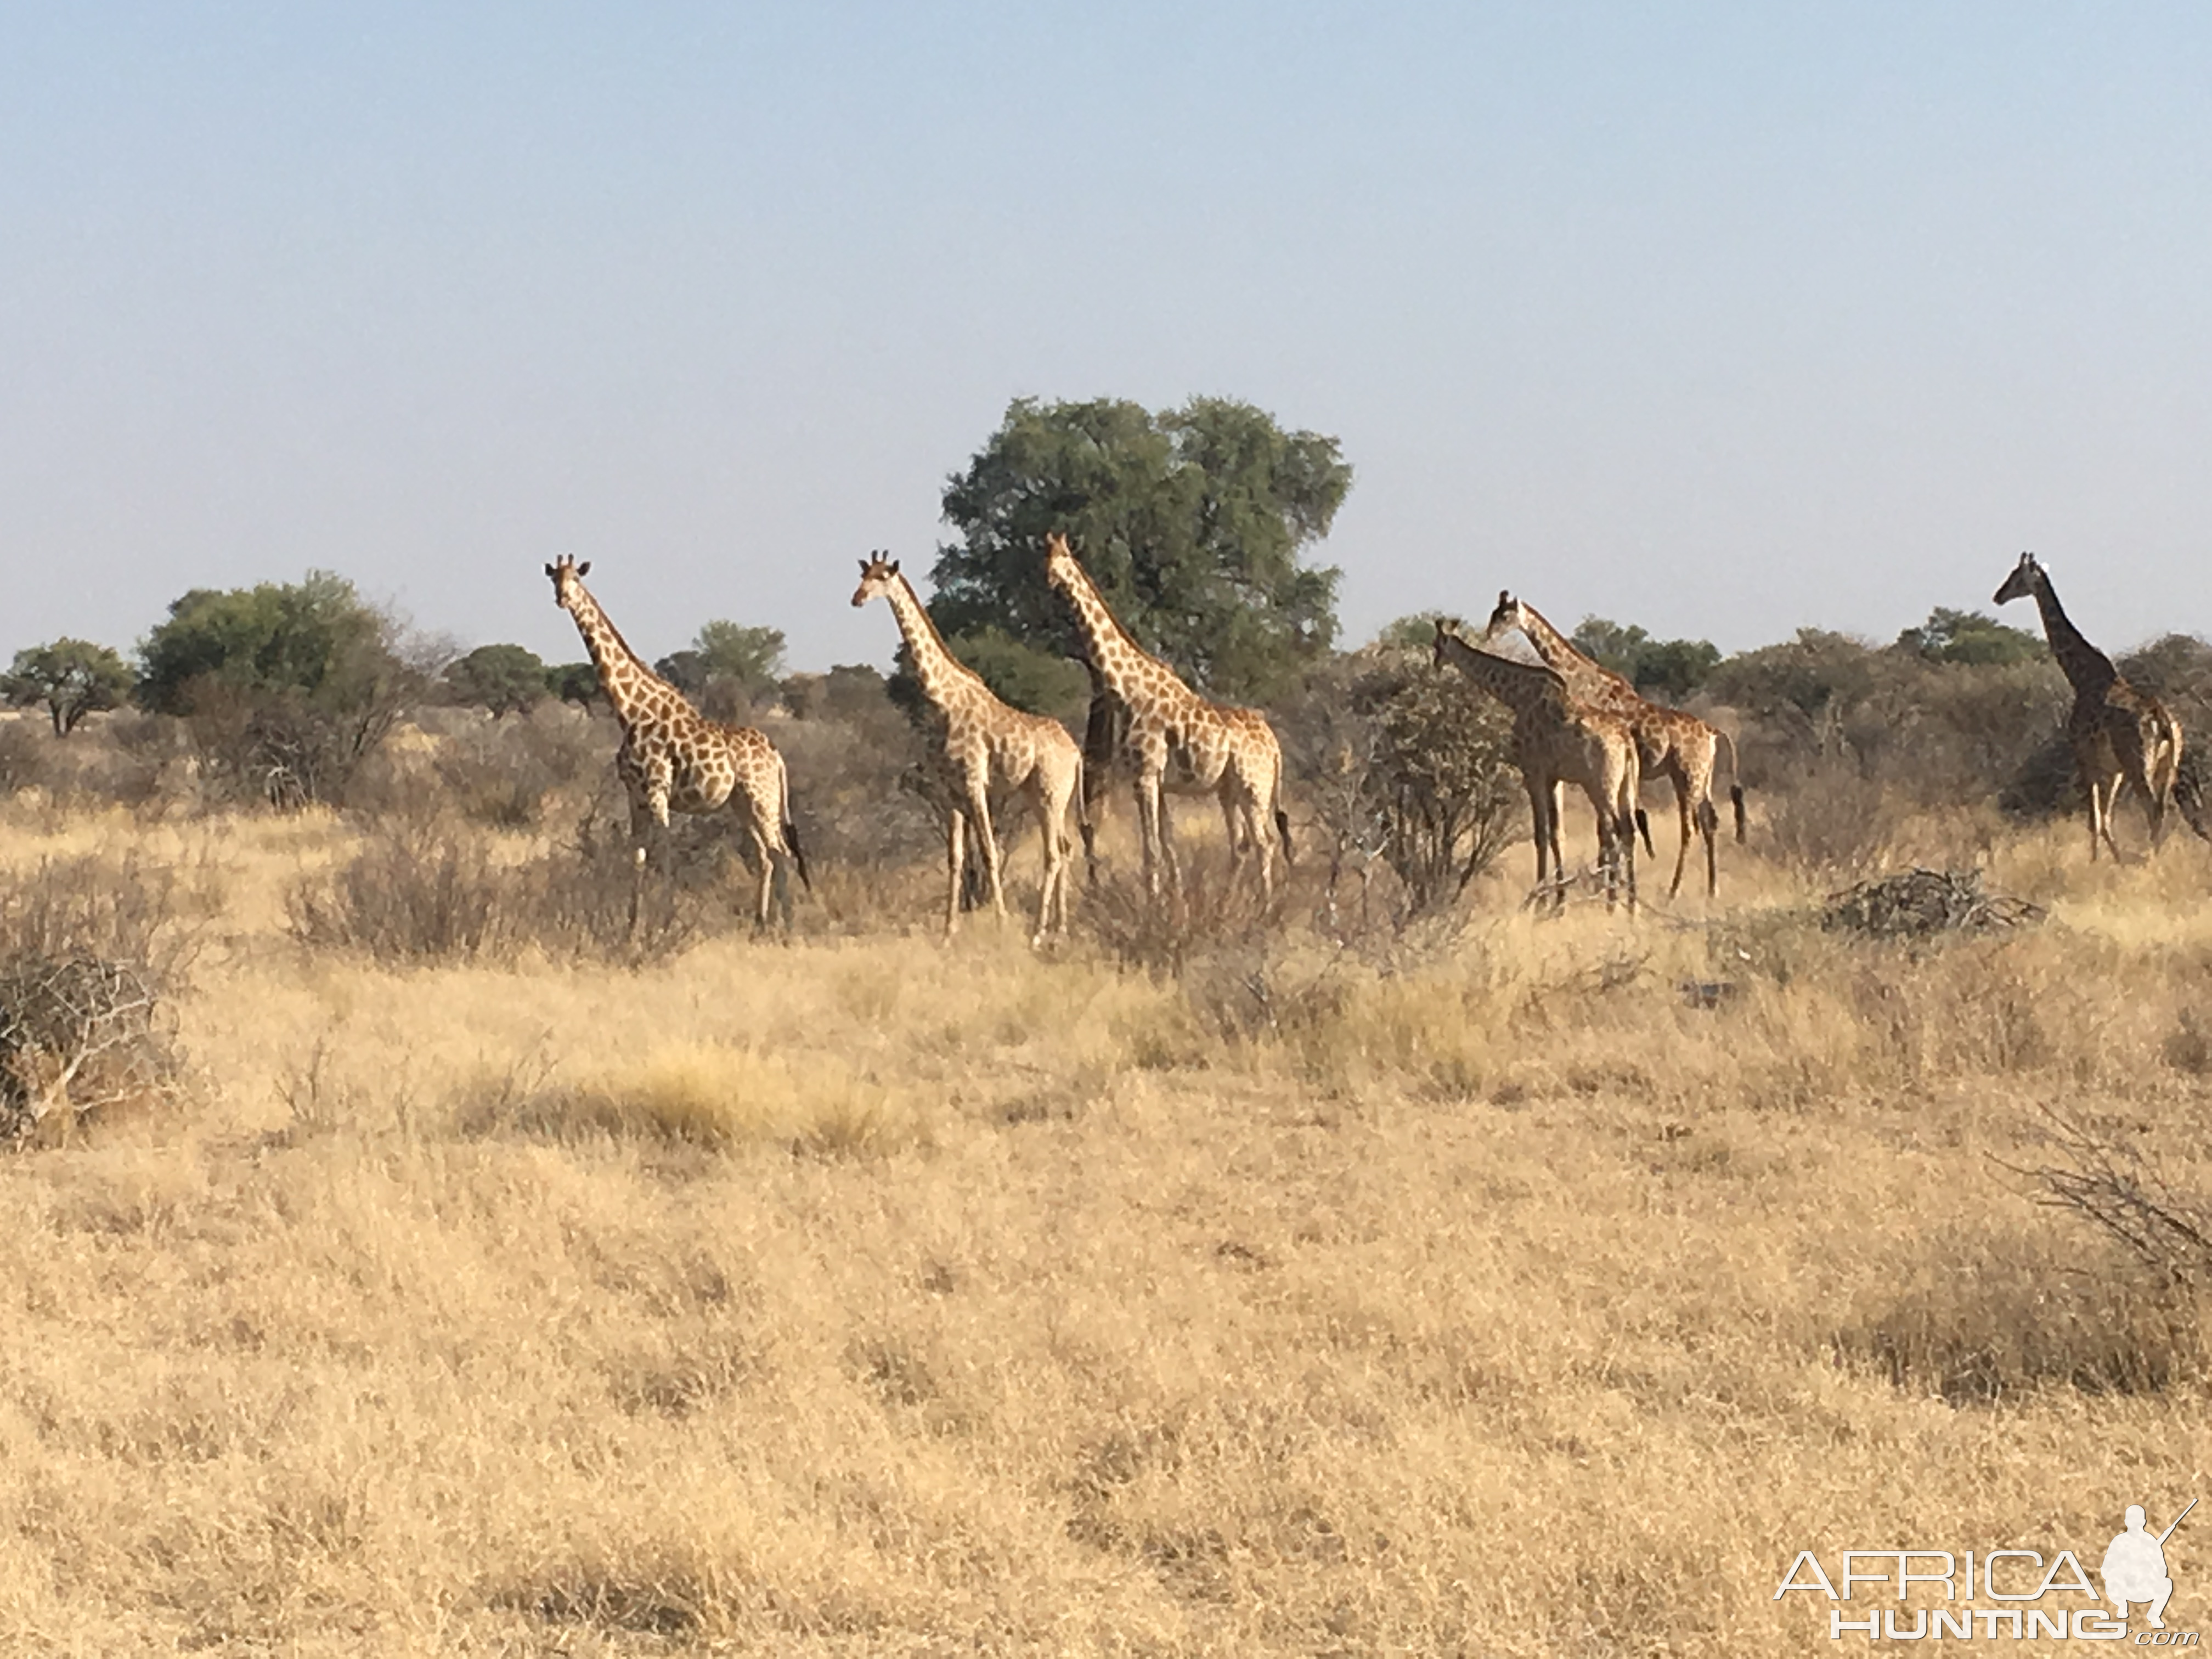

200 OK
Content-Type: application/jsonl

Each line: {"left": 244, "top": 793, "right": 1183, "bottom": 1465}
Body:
{"left": 851, "top": 552, "right": 1085, "bottom": 944}
{"left": 1994, "top": 552, "right": 2184, "bottom": 861}
{"left": 1483, "top": 592, "right": 1744, "bottom": 899}
{"left": 545, "top": 556, "right": 809, "bottom": 930}
{"left": 1432, "top": 622, "right": 1639, "bottom": 912}
{"left": 1042, "top": 532, "right": 1291, "bottom": 899}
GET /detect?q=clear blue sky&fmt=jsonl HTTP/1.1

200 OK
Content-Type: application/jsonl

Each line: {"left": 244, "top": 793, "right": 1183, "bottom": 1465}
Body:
{"left": 5, "top": 4, "right": 2209, "bottom": 675}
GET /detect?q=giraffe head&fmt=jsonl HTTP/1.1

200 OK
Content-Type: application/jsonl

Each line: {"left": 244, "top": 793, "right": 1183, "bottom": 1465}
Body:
{"left": 1042, "top": 531, "right": 1085, "bottom": 596}
{"left": 850, "top": 551, "right": 901, "bottom": 610}
{"left": 1431, "top": 618, "right": 1462, "bottom": 671}
{"left": 1993, "top": 552, "right": 2041, "bottom": 607}
{"left": 545, "top": 555, "right": 594, "bottom": 614}
{"left": 1482, "top": 590, "right": 1529, "bottom": 645}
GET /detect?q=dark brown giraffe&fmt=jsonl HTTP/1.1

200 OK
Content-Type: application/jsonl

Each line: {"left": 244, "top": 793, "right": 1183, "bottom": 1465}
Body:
{"left": 852, "top": 552, "right": 1084, "bottom": 943}
{"left": 546, "top": 556, "right": 809, "bottom": 929}
{"left": 1432, "top": 622, "right": 1639, "bottom": 912}
{"left": 1043, "top": 532, "right": 1290, "bottom": 899}
{"left": 1993, "top": 551, "right": 2183, "bottom": 861}
{"left": 1483, "top": 592, "right": 1743, "bottom": 899}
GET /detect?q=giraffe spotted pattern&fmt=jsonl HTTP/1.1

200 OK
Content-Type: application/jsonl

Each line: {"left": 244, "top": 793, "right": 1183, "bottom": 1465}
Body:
{"left": 1483, "top": 591, "right": 1743, "bottom": 899}
{"left": 1432, "top": 620, "right": 1639, "bottom": 913}
{"left": 546, "top": 556, "right": 809, "bottom": 931}
{"left": 852, "top": 552, "right": 1085, "bottom": 944}
{"left": 1043, "top": 532, "right": 1291, "bottom": 900}
{"left": 1995, "top": 551, "right": 2186, "bottom": 862}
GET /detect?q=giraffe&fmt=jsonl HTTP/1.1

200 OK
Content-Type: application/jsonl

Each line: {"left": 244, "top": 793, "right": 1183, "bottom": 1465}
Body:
{"left": 1042, "top": 532, "right": 1291, "bottom": 900}
{"left": 851, "top": 552, "right": 1085, "bottom": 943}
{"left": 545, "top": 556, "right": 810, "bottom": 930}
{"left": 1483, "top": 592, "right": 1744, "bottom": 899}
{"left": 1432, "top": 621, "right": 1640, "bottom": 912}
{"left": 1994, "top": 551, "right": 2183, "bottom": 861}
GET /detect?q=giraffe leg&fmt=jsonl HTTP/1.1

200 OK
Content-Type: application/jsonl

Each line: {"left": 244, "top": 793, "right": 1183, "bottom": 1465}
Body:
{"left": 1584, "top": 782, "right": 1621, "bottom": 914}
{"left": 1156, "top": 790, "right": 1182, "bottom": 899}
{"left": 2097, "top": 775, "right": 2128, "bottom": 862}
{"left": 1137, "top": 775, "right": 1180, "bottom": 901}
{"left": 626, "top": 780, "right": 670, "bottom": 943}
{"left": 1667, "top": 780, "right": 1694, "bottom": 900}
{"left": 1523, "top": 778, "right": 1551, "bottom": 907}
{"left": 1598, "top": 802, "right": 1618, "bottom": 913}
{"left": 945, "top": 808, "right": 967, "bottom": 936}
{"left": 1621, "top": 789, "right": 1639, "bottom": 916}
{"left": 2144, "top": 754, "right": 2172, "bottom": 850}
{"left": 1134, "top": 778, "right": 1163, "bottom": 900}
{"left": 1547, "top": 780, "right": 1568, "bottom": 911}
{"left": 1030, "top": 777, "right": 1063, "bottom": 946}
{"left": 967, "top": 780, "right": 1007, "bottom": 922}
{"left": 750, "top": 825, "right": 776, "bottom": 929}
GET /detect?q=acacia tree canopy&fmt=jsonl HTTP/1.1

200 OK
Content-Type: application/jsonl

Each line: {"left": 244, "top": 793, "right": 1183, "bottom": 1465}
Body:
{"left": 1895, "top": 607, "right": 2047, "bottom": 667}
{"left": 133, "top": 571, "right": 426, "bottom": 804}
{"left": 654, "top": 621, "right": 787, "bottom": 717}
{"left": 3, "top": 638, "right": 131, "bottom": 735}
{"left": 930, "top": 396, "right": 1352, "bottom": 705}
{"left": 137, "top": 571, "right": 403, "bottom": 714}
{"left": 1570, "top": 617, "right": 1721, "bottom": 699}
{"left": 444, "top": 644, "right": 548, "bottom": 718}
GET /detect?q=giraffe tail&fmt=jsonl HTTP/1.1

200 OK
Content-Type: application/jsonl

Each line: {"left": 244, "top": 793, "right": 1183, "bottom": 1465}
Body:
{"left": 1718, "top": 729, "right": 1747, "bottom": 841}
{"left": 778, "top": 759, "right": 812, "bottom": 892}
{"left": 1272, "top": 768, "right": 1294, "bottom": 867}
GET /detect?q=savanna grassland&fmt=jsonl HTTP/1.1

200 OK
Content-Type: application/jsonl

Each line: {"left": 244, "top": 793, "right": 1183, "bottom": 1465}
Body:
{"left": 2, "top": 714, "right": 2210, "bottom": 1656}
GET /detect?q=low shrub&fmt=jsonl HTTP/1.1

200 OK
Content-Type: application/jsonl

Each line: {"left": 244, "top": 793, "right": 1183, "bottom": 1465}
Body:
{"left": 286, "top": 812, "right": 764, "bottom": 964}
{"left": 0, "top": 855, "right": 189, "bottom": 1143}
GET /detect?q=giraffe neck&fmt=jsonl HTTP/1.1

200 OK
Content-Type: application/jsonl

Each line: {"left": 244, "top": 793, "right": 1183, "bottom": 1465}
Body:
{"left": 882, "top": 574, "right": 989, "bottom": 709}
{"left": 1514, "top": 603, "right": 1626, "bottom": 692}
{"left": 563, "top": 582, "right": 676, "bottom": 727}
{"left": 2026, "top": 568, "right": 2117, "bottom": 692}
{"left": 1437, "top": 633, "right": 1565, "bottom": 715}
{"left": 1054, "top": 558, "right": 1192, "bottom": 708}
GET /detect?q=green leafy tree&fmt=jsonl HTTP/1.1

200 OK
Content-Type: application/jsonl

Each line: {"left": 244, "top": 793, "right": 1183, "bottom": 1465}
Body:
{"left": 444, "top": 644, "right": 548, "bottom": 719}
{"left": 1570, "top": 617, "right": 1720, "bottom": 698}
{"left": 931, "top": 396, "right": 1351, "bottom": 707}
{"left": 654, "top": 620, "right": 787, "bottom": 719}
{"left": 1703, "top": 628, "right": 1878, "bottom": 719}
{"left": 884, "top": 624, "right": 1094, "bottom": 727}
{"left": 1632, "top": 637, "right": 1723, "bottom": 699}
{"left": 692, "top": 620, "right": 786, "bottom": 696}
{"left": 3, "top": 638, "right": 132, "bottom": 735}
{"left": 652, "top": 650, "right": 710, "bottom": 701}
{"left": 1895, "top": 607, "right": 2047, "bottom": 667}
{"left": 545, "top": 662, "right": 602, "bottom": 709}
{"left": 1569, "top": 617, "right": 1652, "bottom": 679}
{"left": 135, "top": 571, "right": 427, "bottom": 805}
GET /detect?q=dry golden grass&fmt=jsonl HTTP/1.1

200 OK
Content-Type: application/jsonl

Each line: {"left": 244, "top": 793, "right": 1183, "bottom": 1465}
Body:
{"left": 1, "top": 793, "right": 2209, "bottom": 1654}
